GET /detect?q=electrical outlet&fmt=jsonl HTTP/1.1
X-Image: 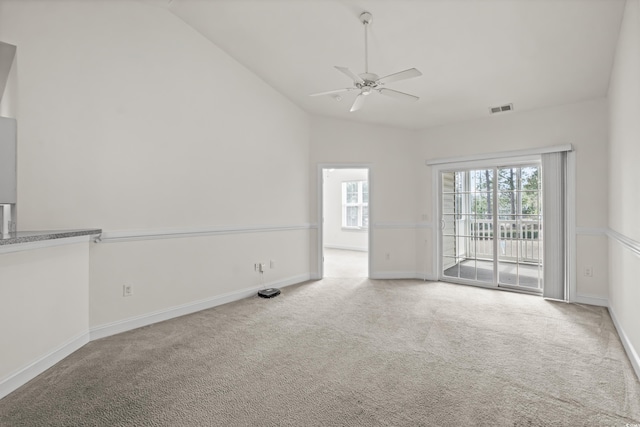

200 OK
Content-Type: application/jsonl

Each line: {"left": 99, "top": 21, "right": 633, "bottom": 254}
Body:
{"left": 259, "top": 263, "right": 267, "bottom": 273}
{"left": 584, "top": 267, "right": 593, "bottom": 277}
{"left": 123, "top": 284, "right": 133, "bottom": 297}
{"left": 270, "top": 260, "right": 275, "bottom": 269}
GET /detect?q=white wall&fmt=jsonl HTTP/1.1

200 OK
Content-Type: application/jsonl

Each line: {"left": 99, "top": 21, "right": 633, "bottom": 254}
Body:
{"left": 0, "top": 241, "right": 90, "bottom": 400}
{"left": 323, "top": 168, "right": 368, "bottom": 251}
{"left": 607, "top": 0, "right": 640, "bottom": 377}
{"left": 0, "top": 1, "right": 311, "bottom": 330}
{"left": 0, "top": 41, "right": 17, "bottom": 119}
{"left": 417, "top": 99, "right": 610, "bottom": 302}
{"left": 310, "top": 102, "right": 611, "bottom": 289}
{"left": 310, "top": 116, "right": 420, "bottom": 278}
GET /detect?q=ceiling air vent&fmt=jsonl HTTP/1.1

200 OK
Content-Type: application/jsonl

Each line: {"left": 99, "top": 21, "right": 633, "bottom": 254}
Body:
{"left": 489, "top": 103, "right": 514, "bottom": 115}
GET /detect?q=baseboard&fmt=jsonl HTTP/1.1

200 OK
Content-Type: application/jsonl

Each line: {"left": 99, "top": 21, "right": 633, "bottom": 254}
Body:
{"left": 573, "top": 294, "right": 609, "bottom": 307}
{"left": 90, "top": 274, "right": 312, "bottom": 341}
{"left": 608, "top": 306, "right": 640, "bottom": 382}
{"left": 0, "top": 331, "right": 90, "bottom": 401}
{"left": 323, "top": 245, "right": 368, "bottom": 252}
{"left": 310, "top": 271, "right": 436, "bottom": 281}
{"left": 1, "top": 275, "right": 314, "bottom": 400}
{"left": 370, "top": 271, "right": 436, "bottom": 281}
{"left": 422, "top": 273, "right": 438, "bottom": 281}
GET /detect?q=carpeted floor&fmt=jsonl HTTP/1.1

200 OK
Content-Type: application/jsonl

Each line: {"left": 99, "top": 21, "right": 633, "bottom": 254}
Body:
{"left": 1, "top": 279, "right": 639, "bottom": 426}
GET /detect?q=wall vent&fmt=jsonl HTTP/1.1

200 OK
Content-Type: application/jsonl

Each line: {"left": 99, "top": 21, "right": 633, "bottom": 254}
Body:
{"left": 489, "top": 103, "right": 514, "bottom": 115}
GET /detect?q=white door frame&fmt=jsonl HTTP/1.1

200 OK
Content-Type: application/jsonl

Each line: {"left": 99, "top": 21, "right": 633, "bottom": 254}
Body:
{"left": 432, "top": 155, "right": 542, "bottom": 292}
{"left": 317, "top": 164, "right": 373, "bottom": 279}
{"left": 429, "top": 148, "right": 576, "bottom": 300}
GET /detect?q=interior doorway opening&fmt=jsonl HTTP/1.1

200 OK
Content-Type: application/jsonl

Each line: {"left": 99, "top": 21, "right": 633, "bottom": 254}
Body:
{"left": 320, "top": 167, "right": 370, "bottom": 278}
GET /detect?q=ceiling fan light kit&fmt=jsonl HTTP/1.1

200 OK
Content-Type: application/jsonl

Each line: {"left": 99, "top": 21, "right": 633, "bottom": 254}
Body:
{"left": 310, "top": 11, "right": 422, "bottom": 112}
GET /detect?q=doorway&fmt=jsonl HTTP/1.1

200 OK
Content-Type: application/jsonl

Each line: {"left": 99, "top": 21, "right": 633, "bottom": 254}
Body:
{"left": 440, "top": 164, "right": 543, "bottom": 293}
{"left": 320, "top": 167, "right": 370, "bottom": 278}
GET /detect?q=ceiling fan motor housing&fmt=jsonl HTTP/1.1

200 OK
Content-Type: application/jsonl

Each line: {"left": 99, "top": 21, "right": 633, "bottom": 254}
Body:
{"left": 356, "top": 73, "right": 380, "bottom": 92}
{"left": 359, "top": 73, "right": 379, "bottom": 83}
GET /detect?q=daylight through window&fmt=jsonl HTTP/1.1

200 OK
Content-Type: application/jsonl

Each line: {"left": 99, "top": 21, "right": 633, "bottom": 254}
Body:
{"left": 342, "top": 181, "right": 369, "bottom": 229}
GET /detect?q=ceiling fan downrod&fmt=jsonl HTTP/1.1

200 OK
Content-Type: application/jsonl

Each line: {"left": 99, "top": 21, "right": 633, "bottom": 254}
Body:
{"left": 360, "top": 11, "right": 372, "bottom": 74}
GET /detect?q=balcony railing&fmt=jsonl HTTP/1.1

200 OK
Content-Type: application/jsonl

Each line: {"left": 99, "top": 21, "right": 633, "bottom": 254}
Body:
{"left": 467, "top": 219, "right": 542, "bottom": 263}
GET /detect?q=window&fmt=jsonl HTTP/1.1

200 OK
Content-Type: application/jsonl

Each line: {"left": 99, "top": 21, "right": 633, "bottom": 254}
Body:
{"left": 342, "top": 181, "right": 368, "bottom": 229}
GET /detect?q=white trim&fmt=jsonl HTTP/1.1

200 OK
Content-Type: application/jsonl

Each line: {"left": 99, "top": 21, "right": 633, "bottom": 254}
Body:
{"left": 340, "top": 226, "right": 368, "bottom": 232}
{"left": 370, "top": 271, "right": 436, "bottom": 281}
{"left": 96, "top": 224, "right": 315, "bottom": 244}
{"left": 317, "top": 166, "right": 323, "bottom": 278}
{"left": 607, "top": 228, "right": 640, "bottom": 257}
{"left": 574, "top": 294, "right": 609, "bottom": 307}
{"left": 0, "top": 235, "right": 91, "bottom": 255}
{"left": 372, "top": 221, "right": 433, "bottom": 229}
{"left": 543, "top": 297, "right": 569, "bottom": 303}
{"left": 0, "top": 331, "right": 90, "bottom": 400}
{"left": 425, "top": 144, "right": 573, "bottom": 166}
{"left": 90, "top": 274, "right": 312, "bottom": 340}
{"left": 608, "top": 306, "right": 640, "bottom": 381}
{"left": 430, "top": 155, "right": 541, "bottom": 172}
{"left": 324, "top": 244, "right": 368, "bottom": 252}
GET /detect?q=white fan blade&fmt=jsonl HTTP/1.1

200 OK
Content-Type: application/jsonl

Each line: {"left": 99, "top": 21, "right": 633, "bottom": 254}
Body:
{"left": 335, "top": 66, "right": 365, "bottom": 85}
{"left": 309, "top": 88, "right": 355, "bottom": 97}
{"left": 350, "top": 93, "right": 366, "bottom": 112}
{"left": 378, "top": 88, "right": 419, "bottom": 102}
{"left": 377, "top": 68, "right": 422, "bottom": 84}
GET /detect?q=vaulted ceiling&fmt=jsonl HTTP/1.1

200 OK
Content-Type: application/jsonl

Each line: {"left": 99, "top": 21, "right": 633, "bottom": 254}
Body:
{"left": 161, "top": 0, "right": 625, "bottom": 130}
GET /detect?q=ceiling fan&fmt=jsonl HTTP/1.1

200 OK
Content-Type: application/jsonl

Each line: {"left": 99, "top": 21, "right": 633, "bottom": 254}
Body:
{"left": 309, "top": 11, "right": 422, "bottom": 112}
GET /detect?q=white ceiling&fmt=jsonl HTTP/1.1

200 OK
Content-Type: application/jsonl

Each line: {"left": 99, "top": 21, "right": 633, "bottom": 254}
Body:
{"left": 163, "top": 0, "right": 625, "bottom": 130}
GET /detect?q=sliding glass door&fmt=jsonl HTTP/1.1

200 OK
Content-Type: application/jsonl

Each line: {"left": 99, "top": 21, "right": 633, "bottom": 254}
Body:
{"left": 442, "top": 169, "right": 495, "bottom": 284}
{"left": 440, "top": 164, "right": 543, "bottom": 293}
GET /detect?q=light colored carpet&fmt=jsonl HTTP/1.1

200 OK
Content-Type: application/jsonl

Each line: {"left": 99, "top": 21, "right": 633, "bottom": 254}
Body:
{"left": 1, "top": 279, "right": 639, "bottom": 426}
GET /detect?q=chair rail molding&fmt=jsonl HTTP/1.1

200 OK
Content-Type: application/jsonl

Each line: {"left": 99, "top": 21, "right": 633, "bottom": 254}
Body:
{"left": 607, "top": 228, "right": 640, "bottom": 257}
{"left": 96, "top": 223, "right": 316, "bottom": 243}
{"left": 372, "top": 221, "right": 433, "bottom": 229}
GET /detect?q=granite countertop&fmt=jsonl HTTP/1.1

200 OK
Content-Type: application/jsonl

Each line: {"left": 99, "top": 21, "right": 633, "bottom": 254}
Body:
{"left": 0, "top": 229, "right": 102, "bottom": 245}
